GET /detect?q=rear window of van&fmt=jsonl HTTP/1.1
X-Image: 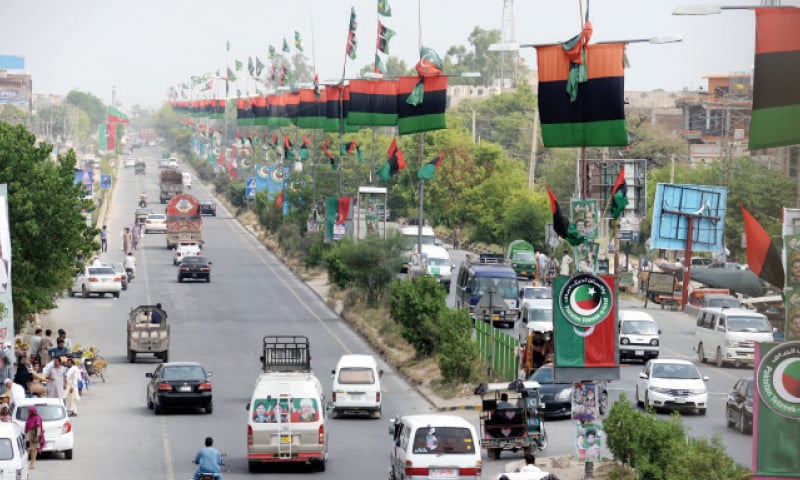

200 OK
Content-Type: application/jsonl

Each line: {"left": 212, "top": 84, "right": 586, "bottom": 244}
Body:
{"left": 338, "top": 367, "right": 375, "bottom": 384}
{"left": 412, "top": 427, "right": 475, "bottom": 454}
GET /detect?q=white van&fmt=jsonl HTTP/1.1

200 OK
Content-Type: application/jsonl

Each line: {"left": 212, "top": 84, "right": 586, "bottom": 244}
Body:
{"left": 695, "top": 307, "right": 773, "bottom": 367}
{"left": 246, "top": 336, "right": 328, "bottom": 472}
{"left": 399, "top": 225, "right": 437, "bottom": 272}
{"left": 0, "top": 422, "right": 29, "bottom": 480}
{"left": 618, "top": 310, "right": 660, "bottom": 362}
{"left": 388, "top": 414, "right": 482, "bottom": 480}
{"left": 182, "top": 172, "right": 192, "bottom": 189}
{"left": 330, "top": 354, "right": 383, "bottom": 418}
{"left": 410, "top": 244, "right": 454, "bottom": 289}
{"left": 518, "top": 299, "right": 553, "bottom": 345}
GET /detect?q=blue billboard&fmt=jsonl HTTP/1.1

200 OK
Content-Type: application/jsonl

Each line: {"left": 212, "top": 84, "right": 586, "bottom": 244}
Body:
{"left": 0, "top": 55, "right": 24, "bottom": 70}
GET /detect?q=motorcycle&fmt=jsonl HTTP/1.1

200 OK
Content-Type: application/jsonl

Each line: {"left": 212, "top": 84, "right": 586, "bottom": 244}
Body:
{"left": 192, "top": 454, "right": 225, "bottom": 480}
{"left": 138, "top": 193, "right": 147, "bottom": 208}
{"left": 125, "top": 266, "right": 135, "bottom": 282}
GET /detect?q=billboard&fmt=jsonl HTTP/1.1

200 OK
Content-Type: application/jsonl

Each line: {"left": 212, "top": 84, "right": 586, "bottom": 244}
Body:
{"left": 0, "top": 55, "right": 24, "bottom": 70}
{"left": 649, "top": 183, "right": 727, "bottom": 252}
{"left": 0, "top": 185, "right": 14, "bottom": 351}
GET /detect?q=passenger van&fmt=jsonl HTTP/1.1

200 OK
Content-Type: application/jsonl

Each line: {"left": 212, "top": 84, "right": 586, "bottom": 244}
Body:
{"left": 182, "top": 172, "right": 192, "bottom": 189}
{"left": 247, "top": 336, "right": 328, "bottom": 472}
{"left": 399, "top": 225, "right": 437, "bottom": 272}
{"left": 618, "top": 310, "right": 660, "bottom": 362}
{"left": 695, "top": 307, "right": 773, "bottom": 367}
{"left": 330, "top": 354, "right": 383, "bottom": 418}
{"left": 409, "top": 244, "right": 454, "bottom": 290}
{"left": 0, "top": 422, "right": 29, "bottom": 480}
{"left": 519, "top": 299, "right": 553, "bottom": 345}
{"left": 455, "top": 253, "right": 519, "bottom": 327}
{"left": 388, "top": 414, "right": 481, "bottom": 480}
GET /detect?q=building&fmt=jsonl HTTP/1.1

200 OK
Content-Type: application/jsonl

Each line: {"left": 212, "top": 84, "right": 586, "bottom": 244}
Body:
{"left": 0, "top": 55, "right": 31, "bottom": 112}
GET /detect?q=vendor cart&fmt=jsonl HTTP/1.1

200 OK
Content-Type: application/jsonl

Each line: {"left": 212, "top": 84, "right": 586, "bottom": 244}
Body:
{"left": 475, "top": 379, "right": 547, "bottom": 460}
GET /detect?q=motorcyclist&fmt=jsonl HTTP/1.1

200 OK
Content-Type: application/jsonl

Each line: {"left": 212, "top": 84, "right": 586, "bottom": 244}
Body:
{"left": 193, "top": 436, "right": 223, "bottom": 480}
{"left": 124, "top": 252, "right": 136, "bottom": 281}
{"left": 139, "top": 193, "right": 147, "bottom": 208}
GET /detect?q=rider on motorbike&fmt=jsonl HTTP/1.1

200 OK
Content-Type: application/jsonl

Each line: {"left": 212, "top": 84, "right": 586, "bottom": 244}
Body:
{"left": 124, "top": 252, "right": 136, "bottom": 281}
{"left": 139, "top": 192, "right": 147, "bottom": 208}
{"left": 193, "top": 437, "right": 223, "bottom": 480}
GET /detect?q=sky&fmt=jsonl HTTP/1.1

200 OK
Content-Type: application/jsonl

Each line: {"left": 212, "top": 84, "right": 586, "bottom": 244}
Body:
{"left": 3, "top": 0, "right": 791, "bottom": 109}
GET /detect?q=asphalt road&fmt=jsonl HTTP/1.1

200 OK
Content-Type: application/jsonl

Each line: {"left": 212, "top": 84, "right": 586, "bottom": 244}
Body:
{"left": 27, "top": 146, "right": 751, "bottom": 479}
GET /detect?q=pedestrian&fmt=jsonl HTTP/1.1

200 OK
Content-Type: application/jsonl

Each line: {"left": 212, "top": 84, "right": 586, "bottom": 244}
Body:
{"left": 44, "top": 356, "right": 66, "bottom": 400}
{"left": 0, "top": 356, "right": 11, "bottom": 397}
{"left": 27, "top": 328, "right": 42, "bottom": 364}
{"left": 547, "top": 254, "right": 559, "bottom": 285}
{"left": 37, "top": 329, "right": 53, "bottom": 363}
{"left": 57, "top": 329, "right": 73, "bottom": 352}
{"left": 25, "top": 406, "right": 44, "bottom": 470}
{"left": 132, "top": 223, "right": 142, "bottom": 250}
{"left": 48, "top": 338, "right": 69, "bottom": 361}
{"left": 4, "top": 378, "right": 24, "bottom": 412}
{"left": 121, "top": 227, "right": 132, "bottom": 254}
{"left": 561, "top": 251, "right": 573, "bottom": 276}
{"left": 65, "top": 358, "right": 81, "bottom": 416}
{"left": 453, "top": 226, "right": 461, "bottom": 250}
{"left": 100, "top": 225, "right": 108, "bottom": 252}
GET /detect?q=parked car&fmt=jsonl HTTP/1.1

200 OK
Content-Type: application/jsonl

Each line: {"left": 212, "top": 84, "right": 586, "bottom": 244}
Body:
{"left": 708, "top": 261, "right": 748, "bottom": 270}
{"left": 71, "top": 265, "right": 122, "bottom": 298}
{"left": 0, "top": 422, "right": 30, "bottom": 476}
{"left": 109, "top": 262, "right": 129, "bottom": 290}
{"left": 12, "top": 397, "right": 74, "bottom": 459}
{"left": 528, "top": 364, "right": 608, "bottom": 419}
{"left": 199, "top": 199, "right": 216, "bottom": 216}
{"left": 635, "top": 359, "right": 708, "bottom": 415}
{"left": 178, "top": 256, "right": 212, "bottom": 283}
{"left": 726, "top": 378, "right": 753, "bottom": 434}
{"left": 173, "top": 241, "right": 202, "bottom": 265}
{"left": 699, "top": 293, "right": 741, "bottom": 309}
{"left": 144, "top": 213, "right": 167, "bottom": 233}
{"left": 145, "top": 361, "right": 213, "bottom": 414}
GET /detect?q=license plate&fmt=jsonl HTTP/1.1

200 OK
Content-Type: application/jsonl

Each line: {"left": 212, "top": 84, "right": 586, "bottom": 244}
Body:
{"left": 431, "top": 267, "right": 440, "bottom": 275}
{"left": 635, "top": 350, "right": 644, "bottom": 356}
{"left": 673, "top": 398, "right": 685, "bottom": 403}
{"left": 747, "top": 353, "right": 754, "bottom": 359}
{"left": 280, "top": 435, "right": 290, "bottom": 444}
{"left": 430, "top": 469, "right": 458, "bottom": 479}
{"left": 178, "top": 385, "right": 192, "bottom": 392}
{"left": 192, "top": 273, "right": 198, "bottom": 277}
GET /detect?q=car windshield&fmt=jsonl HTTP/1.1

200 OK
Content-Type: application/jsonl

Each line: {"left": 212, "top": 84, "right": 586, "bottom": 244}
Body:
{"left": 337, "top": 367, "right": 375, "bottom": 384}
{"left": 149, "top": 215, "right": 166, "bottom": 220}
{"left": 182, "top": 257, "right": 207, "bottom": 266}
{"left": 707, "top": 297, "right": 740, "bottom": 308}
{"left": 411, "top": 427, "right": 475, "bottom": 455}
{"left": 15, "top": 404, "right": 66, "bottom": 422}
{"left": 512, "top": 252, "right": 536, "bottom": 262}
{"left": 651, "top": 363, "right": 700, "bottom": 379}
{"left": 88, "top": 267, "right": 115, "bottom": 275}
{"left": 621, "top": 320, "right": 658, "bottom": 335}
{"left": 524, "top": 288, "right": 551, "bottom": 299}
{"left": 428, "top": 258, "right": 449, "bottom": 268}
{"left": 745, "top": 381, "right": 754, "bottom": 397}
{"left": 161, "top": 366, "right": 206, "bottom": 381}
{"left": 527, "top": 308, "right": 552, "bottom": 322}
{"left": 531, "top": 367, "right": 555, "bottom": 384}
{"left": 110, "top": 263, "right": 124, "bottom": 272}
{"left": 472, "top": 277, "right": 518, "bottom": 299}
{"left": 727, "top": 317, "right": 771, "bottom": 333}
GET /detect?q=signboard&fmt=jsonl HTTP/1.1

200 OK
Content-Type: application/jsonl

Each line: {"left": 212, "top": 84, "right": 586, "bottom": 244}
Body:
{"left": 646, "top": 272, "right": 675, "bottom": 295}
{"left": 74, "top": 169, "right": 93, "bottom": 198}
{"left": 0, "top": 185, "right": 14, "bottom": 359}
{"left": 100, "top": 174, "right": 112, "bottom": 189}
{"left": 650, "top": 183, "right": 727, "bottom": 252}
{"left": 245, "top": 177, "right": 256, "bottom": 200}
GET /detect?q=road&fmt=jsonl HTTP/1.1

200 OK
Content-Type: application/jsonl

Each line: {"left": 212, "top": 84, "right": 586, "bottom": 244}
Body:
{"left": 27, "top": 146, "right": 751, "bottom": 479}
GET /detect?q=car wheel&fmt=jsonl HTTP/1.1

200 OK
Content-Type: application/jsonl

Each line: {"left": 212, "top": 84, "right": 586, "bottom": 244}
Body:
{"left": 205, "top": 403, "right": 213, "bottom": 414}
{"left": 154, "top": 402, "right": 163, "bottom": 415}
{"left": 491, "top": 448, "right": 501, "bottom": 460}
{"left": 316, "top": 460, "right": 326, "bottom": 472}
{"left": 161, "top": 351, "right": 169, "bottom": 363}
{"left": 81, "top": 285, "right": 88, "bottom": 297}
{"left": 726, "top": 407, "right": 735, "bottom": 427}
{"left": 635, "top": 386, "right": 644, "bottom": 407}
{"left": 177, "top": 276, "right": 182, "bottom": 283}
{"left": 248, "top": 462, "right": 257, "bottom": 473}
{"left": 698, "top": 408, "right": 707, "bottom": 416}
{"left": 206, "top": 276, "right": 211, "bottom": 283}
{"left": 113, "top": 291, "right": 120, "bottom": 298}
{"left": 64, "top": 449, "right": 73, "bottom": 460}
{"left": 697, "top": 343, "right": 705, "bottom": 363}
{"left": 147, "top": 393, "right": 153, "bottom": 409}
{"left": 70, "top": 289, "right": 75, "bottom": 297}
{"left": 644, "top": 391, "right": 652, "bottom": 411}
{"left": 737, "top": 411, "right": 746, "bottom": 432}
{"left": 128, "top": 350, "right": 136, "bottom": 363}
{"left": 715, "top": 348, "right": 725, "bottom": 368}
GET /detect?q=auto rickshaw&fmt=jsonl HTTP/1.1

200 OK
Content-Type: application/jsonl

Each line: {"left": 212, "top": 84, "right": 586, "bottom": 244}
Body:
{"left": 474, "top": 379, "right": 547, "bottom": 460}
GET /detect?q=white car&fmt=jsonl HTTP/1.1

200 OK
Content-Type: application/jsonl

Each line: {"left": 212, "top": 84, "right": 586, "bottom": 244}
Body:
{"left": 167, "top": 157, "right": 178, "bottom": 168}
{"left": 173, "top": 241, "right": 202, "bottom": 265}
{"left": 124, "top": 157, "right": 137, "bottom": 168}
{"left": 71, "top": 265, "right": 122, "bottom": 298}
{"left": 12, "top": 397, "right": 74, "bottom": 459}
{"left": 144, "top": 213, "right": 167, "bottom": 233}
{"left": 635, "top": 359, "right": 708, "bottom": 415}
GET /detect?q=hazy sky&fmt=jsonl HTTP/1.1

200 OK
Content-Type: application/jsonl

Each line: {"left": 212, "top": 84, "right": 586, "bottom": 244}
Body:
{"left": 3, "top": 0, "right": 786, "bottom": 109}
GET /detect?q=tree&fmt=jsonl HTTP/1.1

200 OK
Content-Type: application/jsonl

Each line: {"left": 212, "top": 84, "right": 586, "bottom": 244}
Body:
{"left": 0, "top": 122, "right": 97, "bottom": 330}
{"left": 0, "top": 105, "right": 32, "bottom": 129}
{"left": 65, "top": 90, "right": 106, "bottom": 128}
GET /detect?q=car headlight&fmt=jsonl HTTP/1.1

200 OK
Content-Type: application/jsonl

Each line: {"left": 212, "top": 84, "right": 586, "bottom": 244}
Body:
{"left": 726, "top": 340, "right": 739, "bottom": 348}
{"left": 690, "top": 389, "right": 707, "bottom": 395}
{"left": 650, "top": 339, "right": 659, "bottom": 346}
{"left": 650, "top": 387, "right": 672, "bottom": 394}
{"left": 620, "top": 338, "right": 630, "bottom": 345}
{"left": 556, "top": 388, "right": 572, "bottom": 401}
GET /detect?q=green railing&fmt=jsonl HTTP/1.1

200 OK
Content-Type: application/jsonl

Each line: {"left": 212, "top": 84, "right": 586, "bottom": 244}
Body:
{"left": 474, "top": 319, "right": 519, "bottom": 381}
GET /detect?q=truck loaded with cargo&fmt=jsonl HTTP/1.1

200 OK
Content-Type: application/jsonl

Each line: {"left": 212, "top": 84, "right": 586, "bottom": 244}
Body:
{"left": 165, "top": 194, "right": 202, "bottom": 250}
{"left": 159, "top": 168, "right": 183, "bottom": 203}
{"left": 507, "top": 239, "right": 537, "bottom": 279}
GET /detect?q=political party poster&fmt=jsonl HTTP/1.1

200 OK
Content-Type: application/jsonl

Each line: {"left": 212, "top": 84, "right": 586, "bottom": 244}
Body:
{"left": 0, "top": 185, "right": 14, "bottom": 352}
{"left": 575, "top": 422, "right": 604, "bottom": 463}
{"left": 571, "top": 199, "right": 599, "bottom": 239}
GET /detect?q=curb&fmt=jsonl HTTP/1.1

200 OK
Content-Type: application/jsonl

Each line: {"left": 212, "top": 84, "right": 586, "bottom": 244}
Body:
{"left": 436, "top": 405, "right": 481, "bottom": 412}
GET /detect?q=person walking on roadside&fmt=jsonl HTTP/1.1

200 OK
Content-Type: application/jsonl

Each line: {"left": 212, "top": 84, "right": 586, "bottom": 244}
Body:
{"left": 121, "top": 227, "right": 132, "bottom": 254}
{"left": 37, "top": 329, "right": 53, "bottom": 363}
{"left": 44, "top": 356, "right": 66, "bottom": 400}
{"left": 57, "top": 329, "right": 73, "bottom": 352}
{"left": 100, "top": 225, "right": 108, "bottom": 252}
{"left": 4, "top": 378, "right": 24, "bottom": 412}
{"left": 561, "top": 251, "right": 573, "bottom": 276}
{"left": 27, "top": 328, "right": 42, "bottom": 363}
{"left": 25, "top": 406, "right": 44, "bottom": 469}
{"left": 65, "top": 358, "right": 81, "bottom": 416}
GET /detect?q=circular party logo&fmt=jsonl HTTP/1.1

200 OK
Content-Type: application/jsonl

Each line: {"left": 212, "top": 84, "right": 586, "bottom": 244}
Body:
{"left": 270, "top": 166, "right": 286, "bottom": 183}
{"left": 256, "top": 165, "right": 270, "bottom": 178}
{"left": 558, "top": 274, "right": 613, "bottom": 328}
{"left": 757, "top": 341, "right": 800, "bottom": 419}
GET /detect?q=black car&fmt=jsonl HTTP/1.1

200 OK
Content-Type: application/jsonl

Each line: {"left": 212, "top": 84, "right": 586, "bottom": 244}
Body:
{"left": 199, "top": 200, "right": 216, "bottom": 216}
{"left": 529, "top": 364, "right": 608, "bottom": 419}
{"left": 177, "top": 256, "right": 211, "bottom": 283}
{"left": 725, "top": 378, "right": 753, "bottom": 434}
{"left": 146, "top": 362, "right": 213, "bottom": 414}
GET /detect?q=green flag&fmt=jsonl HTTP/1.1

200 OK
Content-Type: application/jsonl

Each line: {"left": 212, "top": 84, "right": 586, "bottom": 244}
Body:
{"left": 282, "top": 38, "right": 290, "bottom": 53}
{"left": 235, "top": 60, "right": 243, "bottom": 71}
{"left": 407, "top": 78, "right": 424, "bottom": 106}
{"left": 375, "top": 53, "right": 386, "bottom": 74}
{"left": 294, "top": 31, "right": 304, "bottom": 52}
{"left": 417, "top": 150, "right": 444, "bottom": 180}
{"left": 378, "top": 0, "right": 391, "bottom": 16}
{"left": 268, "top": 45, "right": 276, "bottom": 59}
{"left": 609, "top": 167, "right": 628, "bottom": 220}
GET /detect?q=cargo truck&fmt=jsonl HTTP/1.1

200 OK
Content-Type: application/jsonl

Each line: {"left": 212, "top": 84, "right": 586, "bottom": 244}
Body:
{"left": 159, "top": 168, "right": 183, "bottom": 203}
{"left": 165, "top": 194, "right": 202, "bottom": 249}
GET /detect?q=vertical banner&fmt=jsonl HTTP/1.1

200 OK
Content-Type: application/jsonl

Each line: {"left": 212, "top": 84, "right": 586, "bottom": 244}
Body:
{"left": 0, "top": 185, "right": 13, "bottom": 349}
{"left": 574, "top": 241, "right": 599, "bottom": 274}
{"left": 783, "top": 209, "right": 800, "bottom": 340}
{"left": 575, "top": 422, "right": 604, "bottom": 464}
{"left": 571, "top": 199, "right": 599, "bottom": 239}
{"left": 753, "top": 341, "right": 800, "bottom": 478}
{"left": 553, "top": 274, "right": 617, "bottom": 368}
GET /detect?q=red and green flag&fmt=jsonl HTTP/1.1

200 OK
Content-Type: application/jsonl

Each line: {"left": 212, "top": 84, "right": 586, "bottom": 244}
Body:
{"left": 536, "top": 43, "right": 628, "bottom": 147}
{"left": 417, "top": 149, "right": 444, "bottom": 180}
{"left": 284, "top": 134, "right": 294, "bottom": 155}
{"left": 296, "top": 88, "right": 327, "bottom": 129}
{"left": 298, "top": 134, "right": 311, "bottom": 160}
{"left": 553, "top": 275, "right": 617, "bottom": 368}
{"left": 740, "top": 203, "right": 784, "bottom": 288}
{"left": 227, "top": 67, "right": 236, "bottom": 82}
{"left": 294, "top": 31, "right": 304, "bottom": 52}
{"left": 377, "top": 21, "right": 396, "bottom": 54}
{"left": 347, "top": 79, "right": 399, "bottom": 126}
{"left": 546, "top": 185, "right": 585, "bottom": 246}
{"left": 346, "top": 7, "right": 358, "bottom": 60}
{"left": 323, "top": 136, "right": 337, "bottom": 168}
{"left": 397, "top": 75, "right": 448, "bottom": 135}
{"left": 609, "top": 166, "right": 628, "bottom": 220}
{"left": 282, "top": 38, "right": 290, "bottom": 53}
{"left": 107, "top": 105, "right": 129, "bottom": 124}
{"left": 377, "top": 137, "right": 405, "bottom": 181}
{"left": 749, "top": 8, "right": 800, "bottom": 150}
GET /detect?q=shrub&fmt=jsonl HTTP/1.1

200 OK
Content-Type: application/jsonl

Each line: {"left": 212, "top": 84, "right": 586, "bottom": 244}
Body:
{"left": 277, "top": 222, "right": 302, "bottom": 255}
{"left": 389, "top": 276, "right": 446, "bottom": 357}
{"left": 326, "top": 236, "right": 401, "bottom": 305}
{"left": 226, "top": 179, "right": 246, "bottom": 212}
{"left": 438, "top": 308, "right": 478, "bottom": 383}
{"left": 324, "top": 244, "right": 353, "bottom": 288}
{"left": 305, "top": 233, "right": 327, "bottom": 268}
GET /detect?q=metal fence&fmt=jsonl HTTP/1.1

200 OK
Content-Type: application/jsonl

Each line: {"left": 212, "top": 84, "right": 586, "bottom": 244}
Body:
{"left": 474, "top": 320, "right": 519, "bottom": 381}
